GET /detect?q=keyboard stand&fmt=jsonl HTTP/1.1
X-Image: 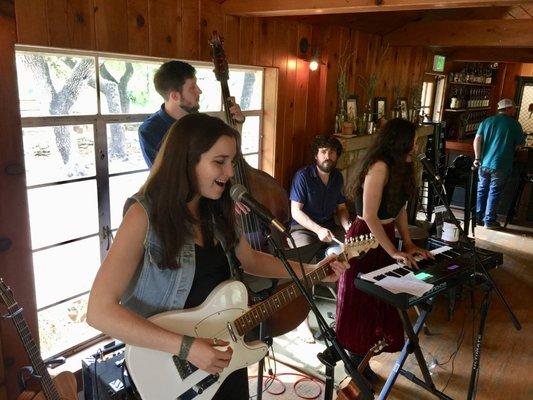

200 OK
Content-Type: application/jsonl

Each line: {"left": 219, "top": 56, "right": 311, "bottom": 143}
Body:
{"left": 378, "top": 298, "right": 453, "bottom": 400}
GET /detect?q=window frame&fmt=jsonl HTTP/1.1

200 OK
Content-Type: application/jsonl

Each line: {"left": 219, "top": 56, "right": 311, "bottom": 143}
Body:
{"left": 16, "top": 44, "right": 265, "bottom": 358}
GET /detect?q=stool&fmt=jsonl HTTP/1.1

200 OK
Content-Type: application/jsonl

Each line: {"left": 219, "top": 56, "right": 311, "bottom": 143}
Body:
{"left": 443, "top": 155, "right": 477, "bottom": 235}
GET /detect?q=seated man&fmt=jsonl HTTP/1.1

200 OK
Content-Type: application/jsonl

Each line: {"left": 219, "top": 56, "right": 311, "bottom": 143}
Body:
{"left": 288, "top": 135, "right": 351, "bottom": 342}
{"left": 289, "top": 135, "right": 351, "bottom": 249}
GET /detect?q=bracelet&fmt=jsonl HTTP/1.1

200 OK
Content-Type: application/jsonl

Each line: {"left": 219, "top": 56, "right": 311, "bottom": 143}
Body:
{"left": 178, "top": 335, "right": 195, "bottom": 360}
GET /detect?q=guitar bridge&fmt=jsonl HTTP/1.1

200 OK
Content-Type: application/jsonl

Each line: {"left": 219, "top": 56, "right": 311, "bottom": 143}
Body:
{"left": 173, "top": 356, "right": 220, "bottom": 399}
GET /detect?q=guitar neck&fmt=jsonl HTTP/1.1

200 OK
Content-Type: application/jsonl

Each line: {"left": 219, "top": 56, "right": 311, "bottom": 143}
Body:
{"left": 233, "top": 262, "right": 331, "bottom": 336}
{"left": 220, "top": 82, "right": 235, "bottom": 129}
{"left": 357, "top": 351, "right": 373, "bottom": 375}
{"left": 10, "top": 309, "right": 59, "bottom": 400}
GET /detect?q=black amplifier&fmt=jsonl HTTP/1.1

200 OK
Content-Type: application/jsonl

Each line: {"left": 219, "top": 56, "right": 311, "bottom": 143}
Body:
{"left": 82, "top": 347, "right": 137, "bottom": 400}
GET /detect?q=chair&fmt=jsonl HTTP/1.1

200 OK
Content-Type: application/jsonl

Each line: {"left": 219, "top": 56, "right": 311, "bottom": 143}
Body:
{"left": 443, "top": 155, "right": 477, "bottom": 235}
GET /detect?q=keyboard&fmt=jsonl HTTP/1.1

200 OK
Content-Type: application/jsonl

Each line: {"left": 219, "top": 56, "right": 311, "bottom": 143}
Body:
{"left": 354, "top": 237, "right": 503, "bottom": 309}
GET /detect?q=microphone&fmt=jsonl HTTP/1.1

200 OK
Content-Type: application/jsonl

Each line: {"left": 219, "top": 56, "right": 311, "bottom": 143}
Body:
{"left": 417, "top": 153, "right": 442, "bottom": 183}
{"left": 229, "top": 184, "right": 288, "bottom": 235}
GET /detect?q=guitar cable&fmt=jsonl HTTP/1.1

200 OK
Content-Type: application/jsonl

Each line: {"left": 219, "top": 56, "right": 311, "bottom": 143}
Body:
{"left": 430, "top": 291, "right": 470, "bottom": 393}
{"left": 248, "top": 344, "right": 324, "bottom": 400}
{"left": 248, "top": 342, "right": 279, "bottom": 399}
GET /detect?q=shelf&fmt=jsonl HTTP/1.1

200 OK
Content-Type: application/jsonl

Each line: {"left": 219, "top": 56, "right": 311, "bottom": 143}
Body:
{"left": 425, "top": 71, "right": 446, "bottom": 77}
{"left": 444, "top": 107, "right": 490, "bottom": 113}
{"left": 448, "top": 81, "right": 494, "bottom": 87}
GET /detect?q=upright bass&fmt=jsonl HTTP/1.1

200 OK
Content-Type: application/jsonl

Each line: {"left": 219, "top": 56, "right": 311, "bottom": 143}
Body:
{"left": 209, "top": 32, "right": 289, "bottom": 252}
{"left": 209, "top": 32, "right": 310, "bottom": 336}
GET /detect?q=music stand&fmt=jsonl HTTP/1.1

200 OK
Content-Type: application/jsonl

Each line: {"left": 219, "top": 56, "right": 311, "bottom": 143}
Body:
{"left": 424, "top": 164, "right": 522, "bottom": 399}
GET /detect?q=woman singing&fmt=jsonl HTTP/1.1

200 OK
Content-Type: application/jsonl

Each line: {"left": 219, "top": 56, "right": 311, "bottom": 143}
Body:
{"left": 335, "top": 118, "right": 432, "bottom": 381}
{"left": 87, "top": 113, "right": 347, "bottom": 399}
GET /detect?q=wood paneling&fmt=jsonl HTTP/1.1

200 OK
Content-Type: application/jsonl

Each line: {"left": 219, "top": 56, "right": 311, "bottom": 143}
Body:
{"left": 221, "top": 0, "right": 528, "bottom": 17}
{"left": 148, "top": 0, "right": 180, "bottom": 57}
{"left": 67, "top": 0, "right": 96, "bottom": 50}
{"left": 14, "top": 0, "right": 48, "bottom": 46}
{"left": 520, "top": 63, "right": 533, "bottom": 76}
{"left": 239, "top": 17, "right": 257, "bottom": 66}
{"left": 127, "top": 0, "right": 150, "bottom": 56}
{"left": 0, "top": 4, "right": 37, "bottom": 400}
{"left": 94, "top": 0, "right": 129, "bottom": 53}
{"left": 46, "top": 0, "right": 71, "bottom": 48}
{"left": 443, "top": 47, "right": 533, "bottom": 63}
{"left": 182, "top": 0, "right": 200, "bottom": 60}
{"left": 385, "top": 19, "right": 533, "bottom": 47}
{"left": 497, "top": 62, "right": 533, "bottom": 106}
{"left": 199, "top": 0, "right": 224, "bottom": 61}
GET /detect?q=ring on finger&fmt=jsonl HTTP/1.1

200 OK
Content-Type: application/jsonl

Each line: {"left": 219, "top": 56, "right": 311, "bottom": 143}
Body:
{"left": 213, "top": 338, "right": 218, "bottom": 346}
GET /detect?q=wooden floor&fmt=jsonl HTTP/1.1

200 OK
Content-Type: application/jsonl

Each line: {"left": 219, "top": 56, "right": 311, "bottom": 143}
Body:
{"left": 249, "top": 224, "right": 533, "bottom": 399}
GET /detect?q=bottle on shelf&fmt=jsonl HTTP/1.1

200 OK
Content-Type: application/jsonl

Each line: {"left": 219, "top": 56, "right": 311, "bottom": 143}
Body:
{"left": 449, "top": 88, "right": 460, "bottom": 109}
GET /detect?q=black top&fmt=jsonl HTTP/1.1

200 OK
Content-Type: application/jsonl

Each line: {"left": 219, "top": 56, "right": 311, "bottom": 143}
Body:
{"left": 355, "top": 173, "right": 410, "bottom": 220}
{"left": 184, "top": 242, "right": 231, "bottom": 309}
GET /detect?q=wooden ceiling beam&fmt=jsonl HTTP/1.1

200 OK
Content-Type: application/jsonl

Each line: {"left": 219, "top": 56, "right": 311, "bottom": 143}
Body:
{"left": 384, "top": 19, "right": 533, "bottom": 47}
{"left": 439, "top": 47, "right": 533, "bottom": 63}
{"left": 221, "top": 0, "right": 528, "bottom": 17}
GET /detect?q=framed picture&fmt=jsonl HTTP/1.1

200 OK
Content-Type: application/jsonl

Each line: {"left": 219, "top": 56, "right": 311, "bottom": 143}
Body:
{"left": 374, "top": 97, "right": 387, "bottom": 120}
{"left": 346, "top": 95, "right": 358, "bottom": 122}
{"left": 399, "top": 97, "right": 408, "bottom": 119}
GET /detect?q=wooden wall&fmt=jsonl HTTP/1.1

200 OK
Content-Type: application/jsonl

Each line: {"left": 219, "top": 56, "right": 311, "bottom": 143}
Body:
{"left": 499, "top": 62, "right": 533, "bottom": 101}
{"left": 3, "top": 1, "right": 430, "bottom": 398}
{"left": 13, "top": 0, "right": 431, "bottom": 187}
{"left": 0, "top": 2, "right": 34, "bottom": 399}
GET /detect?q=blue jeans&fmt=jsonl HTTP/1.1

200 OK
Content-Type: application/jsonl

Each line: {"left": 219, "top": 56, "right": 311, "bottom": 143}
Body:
{"left": 476, "top": 167, "right": 508, "bottom": 224}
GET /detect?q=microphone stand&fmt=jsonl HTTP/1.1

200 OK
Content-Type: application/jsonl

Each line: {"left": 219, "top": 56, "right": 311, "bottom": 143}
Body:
{"left": 421, "top": 164, "right": 521, "bottom": 400}
{"left": 262, "top": 228, "right": 373, "bottom": 400}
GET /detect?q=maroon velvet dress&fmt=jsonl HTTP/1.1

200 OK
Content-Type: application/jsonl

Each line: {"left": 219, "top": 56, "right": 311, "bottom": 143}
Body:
{"left": 335, "top": 217, "right": 404, "bottom": 355}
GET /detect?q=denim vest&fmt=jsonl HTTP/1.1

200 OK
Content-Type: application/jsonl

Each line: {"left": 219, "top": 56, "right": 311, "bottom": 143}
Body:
{"left": 121, "top": 194, "right": 242, "bottom": 318}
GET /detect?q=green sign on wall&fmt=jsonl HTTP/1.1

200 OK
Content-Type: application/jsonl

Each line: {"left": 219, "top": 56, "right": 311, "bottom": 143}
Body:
{"left": 433, "top": 55, "right": 446, "bottom": 72}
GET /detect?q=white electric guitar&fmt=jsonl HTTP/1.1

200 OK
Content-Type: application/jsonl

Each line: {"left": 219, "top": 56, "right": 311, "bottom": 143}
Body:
{"left": 125, "top": 235, "right": 377, "bottom": 400}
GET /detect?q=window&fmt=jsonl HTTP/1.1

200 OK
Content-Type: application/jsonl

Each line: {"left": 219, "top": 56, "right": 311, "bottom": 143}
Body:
{"left": 16, "top": 47, "right": 264, "bottom": 359}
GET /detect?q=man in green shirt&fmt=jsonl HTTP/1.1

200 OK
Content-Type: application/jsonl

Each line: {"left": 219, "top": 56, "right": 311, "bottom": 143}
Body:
{"left": 473, "top": 99, "right": 525, "bottom": 229}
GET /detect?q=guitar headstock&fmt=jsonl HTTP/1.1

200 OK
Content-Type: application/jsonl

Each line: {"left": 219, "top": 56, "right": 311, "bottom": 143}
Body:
{"left": 0, "top": 278, "right": 17, "bottom": 309}
{"left": 369, "top": 337, "right": 390, "bottom": 356}
{"left": 209, "top": 31, "right": 229, "bottom": 82}
{"left": 343, "top": 234, "right": 378, "bottom": 261}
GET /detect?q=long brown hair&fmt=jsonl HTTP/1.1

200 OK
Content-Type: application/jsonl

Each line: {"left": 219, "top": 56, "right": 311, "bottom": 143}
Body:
{"left": 141, "top": 113, "right": 239, "bottom": 269}
{"left": 356, "top": 118, "right": 417, "bottom": 213}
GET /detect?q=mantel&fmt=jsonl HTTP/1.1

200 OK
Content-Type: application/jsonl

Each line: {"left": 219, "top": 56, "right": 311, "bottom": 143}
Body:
{"left": 336, "top": 125, "right": 434, "bottom": 171}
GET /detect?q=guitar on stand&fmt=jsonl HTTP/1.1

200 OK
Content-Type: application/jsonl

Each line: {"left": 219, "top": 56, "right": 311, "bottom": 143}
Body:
{"left": 0, "top": 278, "right": 77, "bottom": 400}
{"left": 337, "top": 338, "right": 390, "bottom": 400}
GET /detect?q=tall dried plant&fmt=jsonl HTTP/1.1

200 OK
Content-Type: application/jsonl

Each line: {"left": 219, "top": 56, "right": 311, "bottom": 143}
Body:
{"left": 358, "top": 43, "right": 390, "bottom": 109}
{"left": 337, "top": 42, "right": 356, "bottom": 111}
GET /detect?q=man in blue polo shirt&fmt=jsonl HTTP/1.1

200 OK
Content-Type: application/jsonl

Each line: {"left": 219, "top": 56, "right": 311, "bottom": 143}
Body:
{"left": 289, "top": 135, "right": 351, "bottom": 247}
{"left": 473, "top": 98, "right": 525, "bottom": 229}
{"left": 289, "top": 135, "right": 350, "bottom": 342}
{"left": 139, "top": 60, "right": 244, "bottom": 167}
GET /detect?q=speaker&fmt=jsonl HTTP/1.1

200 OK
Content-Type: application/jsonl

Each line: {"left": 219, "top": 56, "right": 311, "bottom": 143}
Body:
{"left": 82, "top": 350, "right": 136, "bottom": 400}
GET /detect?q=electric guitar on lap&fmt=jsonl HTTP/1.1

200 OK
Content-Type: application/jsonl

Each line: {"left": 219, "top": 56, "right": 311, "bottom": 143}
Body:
{"left": 0, "top": 279, "right": 77, "bottom": 400}
{"left": 125, "top": 236, "right": 377, "bottom": 400}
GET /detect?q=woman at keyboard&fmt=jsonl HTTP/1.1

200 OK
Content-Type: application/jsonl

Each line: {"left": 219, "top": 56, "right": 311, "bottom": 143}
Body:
{"left": 335, "top": 118, "right": 433, "bottom": 382}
